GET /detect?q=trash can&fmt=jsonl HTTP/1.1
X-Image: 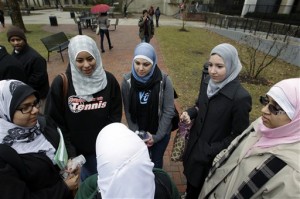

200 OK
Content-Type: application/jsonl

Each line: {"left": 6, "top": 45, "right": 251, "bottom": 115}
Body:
{"left": 49, "top": 16, "right": 58, "bottom": 26}
{"left": 70, "top": 11, "right": 75, "bottom": 18}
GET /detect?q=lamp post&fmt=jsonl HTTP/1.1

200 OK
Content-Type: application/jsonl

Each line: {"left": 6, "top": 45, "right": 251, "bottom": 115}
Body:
{"left": 200, "top": 62, "right": 209, "bottom": 89}
{"left": 77, "top": 18, "right": 82, "bottom": 35}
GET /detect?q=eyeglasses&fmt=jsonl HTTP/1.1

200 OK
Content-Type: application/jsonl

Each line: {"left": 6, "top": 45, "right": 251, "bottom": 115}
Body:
{"left": 16, "top": 99, "right": 41, "bottom": 114}
{"left": 259, "top": 96, "right": 285, "bottom": 115}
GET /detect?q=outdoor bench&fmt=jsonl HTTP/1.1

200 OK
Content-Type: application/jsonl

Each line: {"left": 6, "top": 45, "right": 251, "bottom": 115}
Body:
{"left": 40, "top": 32, "right": 69, "bottom": 62}
{"left": 109, "top": 18, "right": 119, "bottom": 31}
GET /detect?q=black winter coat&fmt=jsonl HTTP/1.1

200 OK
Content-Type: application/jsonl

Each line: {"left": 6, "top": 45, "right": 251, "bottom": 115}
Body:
{"left": 0, "top": 45, "right": 27, "bottom": 82}
{"left": 0, "top": 116, "right": 73, "bottom": 199}
{"left": 183, "top": 77, "right": 252, "bottom": 188}
{"left": 12, "top": 45, "right": 49, "bottom": 99}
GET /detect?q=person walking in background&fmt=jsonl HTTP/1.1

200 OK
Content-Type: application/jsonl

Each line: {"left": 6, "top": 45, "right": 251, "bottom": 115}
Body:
{"left": 155, "top": 7, "right": 161, "bottom": 27}
{"left": 200, "top": 78, "right": 300, "bottom": 199}
{"left": 0, "top": 79, "right": 79, "bottom": 199}
{"left": 138, "top": 9, "right": 154, "bottom": 43}
{"left": 0, "top": 9, "right": 4, "bottom": 28}
{"left": 0, "top": 45, "right": 27, "bottom": 82}
{"left": 148, "top": 6, "right": 154, "bottom": 20}
{"left": 6, "top": 26, "right": 49, "bottom": 114}
{"left": 97, "top": 12, "right": 113, "bottom": 53}
{"left": 45, "top": 35, "right": 122, "bottom": 182}
{"left": 180, "top": 43, "right": 252, "bottom": 199}
{"left": 75, "top": 123, "right": 180, "bottom": 199}
{"left": 121, "top": 43, "right": 175, "bottom": 169}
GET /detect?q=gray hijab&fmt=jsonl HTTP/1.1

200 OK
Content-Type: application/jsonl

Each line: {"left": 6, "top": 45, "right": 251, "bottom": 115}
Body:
{"left": 207, "top": 43, "right": 242, "bottom": 98}
{"left": 68, "top": 35, "right": 107, "bottom": 101}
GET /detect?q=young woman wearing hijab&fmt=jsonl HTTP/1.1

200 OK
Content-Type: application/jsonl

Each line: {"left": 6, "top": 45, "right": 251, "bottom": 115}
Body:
{"left": 75, "top": 122, "right": 179, "bottom": 199}
{"left": 45, "top": 35, "right": 122, "bottom": 182}
{"left": 180, "top": 43, "right": 252, "bottom": 198}
{"left": 200, "top": 78, "right": 300, "bottom": 198}
{"left": 121, "top": 42, "right": 175, "bottom": 169}
{"left": 0, "top": 79, "right": 79, "bottom": 199}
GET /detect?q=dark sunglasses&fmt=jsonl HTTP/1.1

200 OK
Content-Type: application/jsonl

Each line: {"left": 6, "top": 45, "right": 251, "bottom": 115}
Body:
{"left": 259, "top": 96, "right": 285, "bottom": 115}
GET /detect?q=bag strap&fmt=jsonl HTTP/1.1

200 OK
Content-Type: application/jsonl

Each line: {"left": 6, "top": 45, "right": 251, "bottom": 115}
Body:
{"left": 59, "top": 73, "right": 68, "bottom": 111}
{"left": 163, "top": 74, "right": 178, "bottom": 99}
{"left": 230, "top": 155, "right": 287, "bottom": 199}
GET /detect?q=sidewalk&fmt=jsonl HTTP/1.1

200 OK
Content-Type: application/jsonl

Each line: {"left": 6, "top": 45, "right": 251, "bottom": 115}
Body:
{"left": 9, "top": 9, "right": 188, "bottom": 193}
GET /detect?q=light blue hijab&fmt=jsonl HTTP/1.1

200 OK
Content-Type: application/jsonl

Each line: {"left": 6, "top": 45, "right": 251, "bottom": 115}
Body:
{"left": 207, "top": 43, "right": 242, "bottom": 98}
{"left": 131, "top": 43, "right": 157, "bottom": 84}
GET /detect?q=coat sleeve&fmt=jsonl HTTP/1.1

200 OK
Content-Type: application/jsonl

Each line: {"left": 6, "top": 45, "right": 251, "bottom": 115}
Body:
{"left": 152, "top": 76, "right": 174, "bottom": 143}
{"left": 138, "top": 17, "right": 144, "bottom": 27}
{"left": 0, "top": 148, "right": 72, "bottom": 199}
{"left": 106, "top": 72, "right": 122, "bottom": 123}
{"left": 0, "top": 171, "right": 71, "bottom": 199}
{"left": 27, "top": 56, "right": 47, "bottom": 91}
{"left": 150, "top": 18, "right": 154, "bottom": 36}
{"left": 44, "top": 75, "right": 77, "bottom": 158}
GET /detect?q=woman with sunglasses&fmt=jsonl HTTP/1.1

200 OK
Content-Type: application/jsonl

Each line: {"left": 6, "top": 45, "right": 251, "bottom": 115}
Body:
{"left": 200, "top": 78, "right": 300, "bottom": 198}
{"left": 0, "top": 79, "right": 79, "bottom": 199}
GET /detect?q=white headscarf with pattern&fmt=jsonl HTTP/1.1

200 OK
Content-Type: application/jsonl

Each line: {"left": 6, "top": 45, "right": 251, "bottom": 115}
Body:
{"left": 0, "top": 80, "right": 55, "bottom": 161}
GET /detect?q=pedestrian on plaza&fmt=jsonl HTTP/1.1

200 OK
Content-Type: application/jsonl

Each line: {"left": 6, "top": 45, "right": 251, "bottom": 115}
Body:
{"left": 0, "top": 9, "right": 4, "bottom": 28}
{"left": 148, "top": 6, "right": 155, "bottom": 20}
{"left": 180, "top": 43, "right": 252, "bottom": 198}
{"left": 155, "top": 7, "right": 161, "bottom": 27}
{"left": 7, "top": 25, "right": 49, "bottom": 114}
{"left": 45, "top": 35, "right": 122, "bottom": 182}
{"left": 0, "top": 45, "right": 27, "bottom": 82}
{"left": 200, "top": 78, "right": 300, "bottom": 199}
{"left": 0, "top": 79, "right": 79, "bottom": 199}
{"left": 75, "top": 123, "right": 179, "bottom": 199}
{"left": 121, "top": 42, "right": 175, "bottom": 169}
{"left": 138, "top": 9, "right": 154, "bottom": 43}
{"left": 123, "top": 4, "right": 128, "bottom": 18}
{"left": 97, "top": 12, "right": 113, "bottom": 53}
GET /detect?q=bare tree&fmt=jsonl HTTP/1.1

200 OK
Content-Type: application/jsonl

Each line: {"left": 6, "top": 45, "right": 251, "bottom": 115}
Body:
{"left": 122, "top": 0, "right": 134, "bottom": 17}
{"left": 7, "top": 0, "right": 27, "bottom": 31}
{"left": 238, "top": 33, "right": 292, "bottom": 79}
{"left": 179, "top": 0, "right": 189, "bottom": 31}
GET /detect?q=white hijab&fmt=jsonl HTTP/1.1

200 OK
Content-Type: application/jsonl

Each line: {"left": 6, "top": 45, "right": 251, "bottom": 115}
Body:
{"left": 96, "top": 123, "right": 155, "bottom": 198}
{"left": 68, "top": 35, "right": 107, "bottom": 101}
{"left": 0, "top": 80, "right": 55, "bottom": 161}
{"left": 207, "top": 43, "right": 242, "bottom": 98}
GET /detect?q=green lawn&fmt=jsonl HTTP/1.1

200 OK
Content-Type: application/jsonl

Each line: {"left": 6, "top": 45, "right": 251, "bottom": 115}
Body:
{"left": 155, "top": 26, "right": 300, "bottom": 121}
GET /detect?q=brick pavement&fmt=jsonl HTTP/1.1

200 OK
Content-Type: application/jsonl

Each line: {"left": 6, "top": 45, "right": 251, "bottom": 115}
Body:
{"left": 43, "top": 24, "right": 187, "bottom": 194}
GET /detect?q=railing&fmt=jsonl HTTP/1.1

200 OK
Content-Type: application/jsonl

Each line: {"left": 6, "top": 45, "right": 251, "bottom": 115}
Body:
{"left": 188, "top": 3, "right": 298, "bottom": 15}
{"left": 205, "top": 13, "right": 299, "bottom": 41}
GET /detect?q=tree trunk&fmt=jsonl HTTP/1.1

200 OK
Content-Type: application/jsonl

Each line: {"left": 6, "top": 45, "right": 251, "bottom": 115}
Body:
{"left": 7, "top": 0, "right": 27, "bottom": 31}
